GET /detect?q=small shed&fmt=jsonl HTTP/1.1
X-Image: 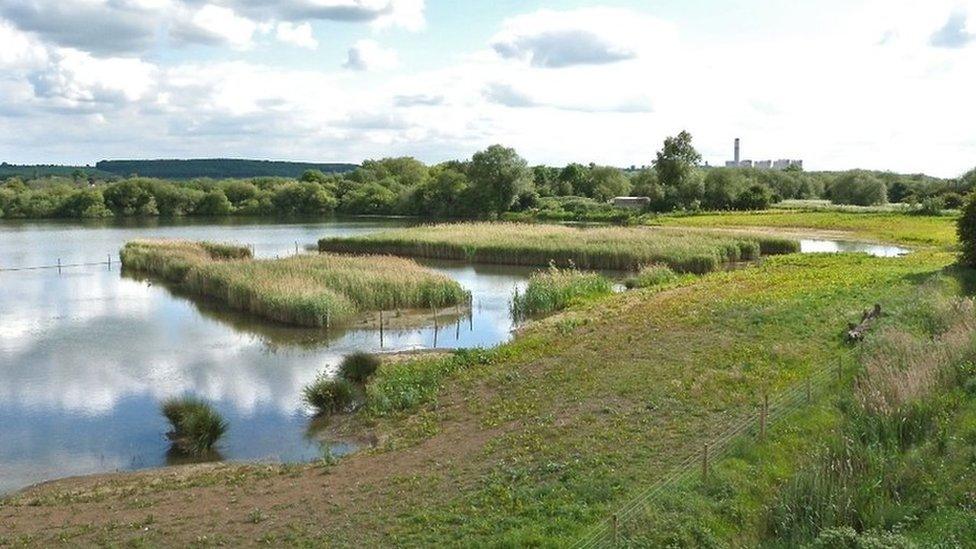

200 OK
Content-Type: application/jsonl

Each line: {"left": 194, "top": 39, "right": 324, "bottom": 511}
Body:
{"left": 612, "top": 196, "right": 651, "bottom": 210}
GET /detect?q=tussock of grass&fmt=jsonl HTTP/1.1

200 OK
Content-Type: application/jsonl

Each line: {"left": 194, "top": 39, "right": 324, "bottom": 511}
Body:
{"left": 121, "top": 239, "right": 470, "bottom": 327}
{"left": 303, "top": 376, "right": 355, "bottom": 415}
{"left": 624, "top": 264, "right": 678, "bottom": 289}
{"left": 318, "top": 222, "right": 799, "bottom": 274}
{"left": 161, "top": 396, "right": 228, "bottom": 455}
{"left": 512, "top": 265, "right": 612, "bottom": 319}
{"left": 339, "top": 352, "right": 381, "bottom": 384}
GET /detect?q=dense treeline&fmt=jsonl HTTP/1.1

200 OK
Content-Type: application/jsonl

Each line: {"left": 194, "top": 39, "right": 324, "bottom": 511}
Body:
{"left": 95, "top": 159, "right": 358, "bottom": 179}
{"left": 2, "top": 136, "right": 972, "bottom": 220}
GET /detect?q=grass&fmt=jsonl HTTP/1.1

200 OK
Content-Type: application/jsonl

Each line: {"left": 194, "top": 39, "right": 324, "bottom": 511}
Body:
{"left": 120, "top": 239, "right": 470, "bottom": 327}
{"left": 511, "top": 264, "right": 613, "bottom": 319}
{"left": 339, "top": 352, "right": 381, "bottom": 384}
{"left": 624, "top": 264, "right": 680, "bottom": 289}
{"left": 302, "top": 377, "right": 355, "bottom": 415}
{"left": 160, "top": 396, "right": 228, "bottom": 455}
{"left": 318, "top": 222, "right": 800, "bottom": 274}
{"left": 655, "top": 210, "right": 958, "bottom": 248}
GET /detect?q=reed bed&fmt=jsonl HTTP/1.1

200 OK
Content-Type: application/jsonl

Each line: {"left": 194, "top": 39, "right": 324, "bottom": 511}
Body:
{"left": 511, "top": 265, "right": 613, "bottom": 319}
{"left": 318, "top": 222, "right": 800, "bottom": 274}
{"left": 121, "top": 239, "right": 469, "bottom": 327}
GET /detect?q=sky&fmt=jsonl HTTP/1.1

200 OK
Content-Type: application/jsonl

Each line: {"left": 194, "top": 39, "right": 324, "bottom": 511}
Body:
{"left": 0, "top": 0, "right": 974, "bottom": 176}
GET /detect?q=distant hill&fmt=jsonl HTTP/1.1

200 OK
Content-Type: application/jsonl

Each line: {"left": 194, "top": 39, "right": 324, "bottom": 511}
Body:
{"left": 95, "top": 159, "right": 359, "bottom": 179}
{"left": 0, "top": 163, "right": 112, "bottom": 179}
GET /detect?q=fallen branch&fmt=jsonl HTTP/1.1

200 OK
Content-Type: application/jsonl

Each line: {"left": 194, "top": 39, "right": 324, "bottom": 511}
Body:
{"left": 847, "top": 303, "right": 882, "bottom": 342}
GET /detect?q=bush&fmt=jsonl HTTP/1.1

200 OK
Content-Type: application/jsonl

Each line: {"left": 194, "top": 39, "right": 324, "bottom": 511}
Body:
{"left": 161, "top": 396, "right": 228, "bottom": 455}
{"left": 942, "top": 192, "right": 965, "bottom": 209}
{"left": 511, "top": 264, "right": 613, "bottom": 319}
{"left": 625, "top": 264, "right": 678, "bottom": 289}
{"left": 340, "top": 352, "right": 381, "bottom": 383}
{"left": 957, "top": 193, "right": 976, "bottom": 266}
{"left": 916, "top": 196, "right": 945, "bottom": 216}
{"left": 303, "top": 376, "right": 355, "bottom": 415}
{"left": 828, "top": 172, "right": 888, "bottom": 206}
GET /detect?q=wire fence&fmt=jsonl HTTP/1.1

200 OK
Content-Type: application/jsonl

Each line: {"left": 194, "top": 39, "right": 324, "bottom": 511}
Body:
{"left": 573, "top": 355, "right": 850, "bottom": 548}
{"left": 0, "top": 254, "right": 118, "bottom": 273}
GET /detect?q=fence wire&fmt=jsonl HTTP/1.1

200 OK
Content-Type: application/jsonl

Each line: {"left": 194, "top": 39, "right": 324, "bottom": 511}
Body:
{"left": 574, "top": 357, "right": 847, "bottom": 548}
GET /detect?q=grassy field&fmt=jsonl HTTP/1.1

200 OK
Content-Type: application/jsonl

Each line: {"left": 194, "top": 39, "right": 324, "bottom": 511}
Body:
{"left": 655, "top": 210, "right": 958, "bottom": 248}
{"left": 120, "top": 240, "right": 469, "bottom": 327}
{"left": 319, "top": 222, "right": 800, "bottom": 274}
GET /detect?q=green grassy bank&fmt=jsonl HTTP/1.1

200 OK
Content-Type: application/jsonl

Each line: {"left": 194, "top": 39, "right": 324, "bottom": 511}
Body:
{"left": 318, "top": 222, "right": 799, "bottom": 274}
{"left": 120, "top": 239, "right": 469, "bottom": 327}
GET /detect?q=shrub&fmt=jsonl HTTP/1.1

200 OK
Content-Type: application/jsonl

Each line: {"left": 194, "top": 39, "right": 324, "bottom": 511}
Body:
{"left": 161, "top": 396, "right": 228, "bottom": 455}
{"left": 828, "top": 171, "right": 888, "bottom": 206}
{"left": 303, "top": 376, "right": 355, "bottom": 415}
{"left": 339, "top": 352, "right": 381, "bottom": 383}
{"left": 942, "top": 191, "right": 965, "bottom": 209}
{"left": 916, "top": 196, "right": 945, "bottom": 216}
{"left": 511, "top": 264, "right": 612, "bottom": 319}
{"left": 625, "top": 264, "right": 678, "bottom": 289}
{"left": 957, "top": 193, "right": 976, "bottom": 267}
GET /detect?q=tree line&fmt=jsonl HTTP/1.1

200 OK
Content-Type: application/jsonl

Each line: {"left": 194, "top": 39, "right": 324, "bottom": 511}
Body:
{"left": 2, "top": 134, "right": 972, "bottom": 220}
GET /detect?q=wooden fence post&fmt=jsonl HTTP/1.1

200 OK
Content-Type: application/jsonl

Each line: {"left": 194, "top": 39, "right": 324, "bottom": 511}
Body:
{"left": 57, "top": 258, "right": 61, "bottom": 274}
{"left": 612, "top": 513, "right": 619, "bottom": 545}
{"left": 379, "top": 310, "right": 384, "bottom": 348}
{"left": 702, "top": 442, "right": 709, "bottom": 480}
{"left": 760, "top": 393, "right": 768, "bottom": 441}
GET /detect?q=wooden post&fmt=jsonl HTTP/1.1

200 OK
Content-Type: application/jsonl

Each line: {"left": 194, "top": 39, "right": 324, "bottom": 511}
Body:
{"left": 837, "top": 357, "right": 842, "bottom": 384}
{"left": 612, "top": 513, "right": 619, "bottom": 545}
{"left": 760, "top": 393, "right": 768, "bottom": 441}
{"left": 702, "top": 443, "right": 709, "bottom": 480}
{"left": 379, "top": 310, "right": 384, "bottom": 348}
{"left": 295, "top": 241, "right": 299, "bottom": 255}
{"left": 107, "top": 254, "right": 112, "bottom": 269}
{"left": 57, "top": 258, "right": 61, "bottom": 274}
{"left": 806, "top": 376, "right": 812, "bottom": 404}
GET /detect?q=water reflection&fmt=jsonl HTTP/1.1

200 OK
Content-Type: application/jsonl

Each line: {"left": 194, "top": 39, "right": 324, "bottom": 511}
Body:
{"left": 799, "top": 239, "right": 909, "bottom": 257}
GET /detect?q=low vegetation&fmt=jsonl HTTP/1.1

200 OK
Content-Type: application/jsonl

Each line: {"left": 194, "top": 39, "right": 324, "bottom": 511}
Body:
{"left": 339, "top": 352, "right": 381, "bottom": 384}
{"left": 303, "top": 376, "right": 355, "bottom": 415}
{"left": 160, "top": 396, "right": 228, "bottom": 455}
{"left": 319, "top": 222, "right": 799, "bottom": 274}
{"left": 624, "top": 264, "right": 679, "bottom": 289}
{"left": 120, "top": 239, "right": 469, "bottom": 327}
{"left": 511, "top": 265, "right": 613, "bottom": 319}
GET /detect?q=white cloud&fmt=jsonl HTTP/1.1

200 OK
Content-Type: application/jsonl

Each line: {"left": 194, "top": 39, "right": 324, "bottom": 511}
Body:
{"left": 343, "top": 39, "right": 398, "bottom": 71}
{"left": 275, "top": 21, "right": 318, "bottom": 49}
{"left": 491, "top": 7, "right": 675, "bottom": 68}
{"left": 171, "top": 4, "right": 258, "bottom": 50}
{"left": 28, "top": 48, "right": 156, "bottom": 107}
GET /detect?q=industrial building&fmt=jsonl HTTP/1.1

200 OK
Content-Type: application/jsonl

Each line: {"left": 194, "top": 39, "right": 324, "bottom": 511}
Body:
{"left": 725, "top": 138, "right": 802, "bottom": 170}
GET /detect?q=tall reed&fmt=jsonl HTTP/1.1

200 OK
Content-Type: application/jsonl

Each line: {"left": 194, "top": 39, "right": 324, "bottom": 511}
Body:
{"left": 319, "top": 222, "right": 799, "bottom": 274}
{"left": 511, "top": 264, "right": 613, "bottom": 319}
{"left": 121, "top": 239, "right": 469, "bottom": 327}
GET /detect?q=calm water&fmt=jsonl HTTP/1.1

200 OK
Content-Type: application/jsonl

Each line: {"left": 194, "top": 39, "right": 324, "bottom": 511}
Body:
{"left": 0, "top": 218, "right": 534, "bottom": 494}
{"left": 0, "top": 220, "right": 910, "bottom": 494}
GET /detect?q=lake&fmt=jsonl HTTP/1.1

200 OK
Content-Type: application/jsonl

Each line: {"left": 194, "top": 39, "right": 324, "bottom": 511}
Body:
{"left": 0, "top": 219, "right": 910, "bottom": 494}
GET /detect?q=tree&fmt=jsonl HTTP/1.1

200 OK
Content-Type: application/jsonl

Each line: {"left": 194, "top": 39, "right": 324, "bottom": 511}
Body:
{"left": 702, "top": 169, "right": 747, "bottom": 210}
{"left": 734, "top": 184, "right": 774, "bottom": 210}
{"left": 558, "top": 163, "right": 591, "bottom": 197}
{"left": 590, "top": 166, "right": 631, "bottom": 201}
{"left": 828, "top": 171, "right": 887, "bottom": 206}
{"left": 468, "top": 145, "right": 530, "bottom": 217}
{"left": 195, "top": 190, "right": 233, "bottom": 216}
{"left": 957, "top": 193, "right": 976, "bottom": 266}
{"left": 654, "top": 130, "right": 701, "bottom": 188}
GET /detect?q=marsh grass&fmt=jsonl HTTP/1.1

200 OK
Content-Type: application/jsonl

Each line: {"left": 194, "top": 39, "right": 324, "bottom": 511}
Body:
{"left": 511, "top": 264, "right": 612, "bottom": 319}
{"left": 339, "top": 352, "right": 381, "bottom": 383}
{"left": 160, "top": 396, "right": 228, "bottom": 455}
{"left": 303, "top": 376, "right": 355, "bottom": 415}
{"left": 318, "top": 222, "right": 799, "bottom": 274}
{"left": 121, "top": 239, "right": 469, "bottom": 327}
{"left": 624, "top": 264, "right": 679, "bottom": 289}
{"left": 767, "top": 291, "right": 976, "bottom": 544}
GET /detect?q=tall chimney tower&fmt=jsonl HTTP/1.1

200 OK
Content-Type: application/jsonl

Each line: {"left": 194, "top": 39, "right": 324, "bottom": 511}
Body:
{"left": 734, "top": 138, "right": 740, "bottom": 165}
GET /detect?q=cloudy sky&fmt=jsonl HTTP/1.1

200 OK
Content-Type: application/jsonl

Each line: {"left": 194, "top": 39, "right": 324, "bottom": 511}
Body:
{"left": 0, "top": 0, "right": 974, "bottom": 176}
